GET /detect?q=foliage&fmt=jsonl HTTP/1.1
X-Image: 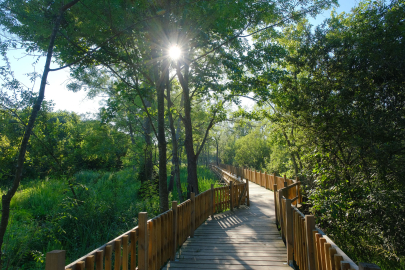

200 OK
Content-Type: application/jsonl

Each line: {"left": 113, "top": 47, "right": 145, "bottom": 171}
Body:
{"left": 262, "top": 1, "right": 405, "bottom": 268}
{"left": 0, "top": 108, "right": 130, "bottom": 186}
{"left": 170, "top": 165, "right": 221, "bottom": 203}
{"left": 234, "top": 129, "right": 270, "bottom": 170}
{"left": 0, "top": 165, "right": 218, "bottom": 269}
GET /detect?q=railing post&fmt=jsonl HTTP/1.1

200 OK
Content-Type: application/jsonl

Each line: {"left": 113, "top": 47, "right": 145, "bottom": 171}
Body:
{"left": 297, "top": 177, "right": 301, "bottom": 204}
{"left": 273, "top": 184, "right": 278, "bottom": 225}
{"left": 138, "top": 212, "right": 148, "bottom": 270}
{"left": 246, "top": 177, "right": 250, "bottom": 206}
{"left": 171, "top": 202, "right": 178, "bottom": 261}
{"left": 210, "top": 184, "right": 215, "bottom": 217}
{"left": 96, "top": 250, "right": 103, "bottom": 270}
{"left": 230, "top": 181, "right": 234, "bottom": 211}
{"left": 295, "top": 177, "right": 299, "bottom": 206}
{"left": 253, "top": 170, "right": 256, "bottom": 183}
{"left": 305, "top": 215, "right": 316, "bottom": 270}
{"left": 259, "top": 171, "right": 262, "bottom": 186}
{"left": 278, "top": 189, "right": 284, "bottom": 239}
{"left": 358, "top": 263, "right": 381, "bottom": 270}
{"left": 190, "top": 192, "right": 195, "bottom": 238}
{"left": 45, "top": 250, "right": 65, "bottom": 270}
{"left": 285, "top": 198, "right": 293, "bottom": 266}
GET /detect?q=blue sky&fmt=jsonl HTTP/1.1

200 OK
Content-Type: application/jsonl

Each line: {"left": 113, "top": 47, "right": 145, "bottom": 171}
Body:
{"left": 3, "top": 0, "right": 360, "bottom": 115}
{"left": 308, "top": 0, "right": 360, "bottom": 26}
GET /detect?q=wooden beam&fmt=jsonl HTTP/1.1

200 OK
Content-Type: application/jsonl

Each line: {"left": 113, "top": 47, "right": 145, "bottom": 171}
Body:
{"left": 45, "top": 250, "right": 65, "bottom": 270}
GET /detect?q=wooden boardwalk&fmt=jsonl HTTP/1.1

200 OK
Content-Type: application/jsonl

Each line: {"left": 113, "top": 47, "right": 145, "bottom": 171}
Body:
{"left": 163, "top": 181, "right": 292, "bottom": 270}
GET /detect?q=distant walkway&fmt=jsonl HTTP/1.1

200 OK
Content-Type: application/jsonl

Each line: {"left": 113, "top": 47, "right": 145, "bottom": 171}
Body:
{"left": 163, "top": 181, "right": 292, "bottom": 270}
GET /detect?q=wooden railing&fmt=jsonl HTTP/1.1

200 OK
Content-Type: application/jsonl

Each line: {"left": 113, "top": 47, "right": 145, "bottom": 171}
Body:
{"left": 220, "top": 164, "right": 381, "bottom": 270}
{"left": 45, "top": 168, "right": 249, "bottom": 270}
{"left": 210, "top": 164, "right": 249, "bottom": 209}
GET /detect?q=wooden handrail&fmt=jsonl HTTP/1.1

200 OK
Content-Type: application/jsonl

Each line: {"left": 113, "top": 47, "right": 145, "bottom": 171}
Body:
{"left": 46, "top": 167, "right": 249, "bottom": 270}
{"left": 46, "top": 163, "right": 379, "bottom": 270}
{"left": 217, "top": 164, "right": 380, "bottom": 270}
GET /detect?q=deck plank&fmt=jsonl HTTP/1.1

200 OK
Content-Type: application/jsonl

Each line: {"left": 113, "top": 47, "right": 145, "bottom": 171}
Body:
{"left": 163, "top": 181, "right": 291, "bottom": 269}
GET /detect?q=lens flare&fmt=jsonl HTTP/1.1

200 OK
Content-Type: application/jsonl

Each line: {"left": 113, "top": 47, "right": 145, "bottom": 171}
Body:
{"left": 169, "top": 45, "right": 181, "bottom": 60}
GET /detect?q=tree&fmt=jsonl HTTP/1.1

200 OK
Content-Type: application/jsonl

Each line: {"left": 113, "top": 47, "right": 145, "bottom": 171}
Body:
{"left": 0, "top": 0, "right": 82, "bottom": 267}
{"left": 259, "top": 0, "right": 405, "bottom": 267}
{"left": 234, "top": 129, "right": 270, "bottom": 169}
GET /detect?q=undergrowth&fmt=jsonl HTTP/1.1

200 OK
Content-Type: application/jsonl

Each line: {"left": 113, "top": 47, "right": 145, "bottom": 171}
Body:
{"left": 0, "top": 165, "right": 218, "bottom": 269}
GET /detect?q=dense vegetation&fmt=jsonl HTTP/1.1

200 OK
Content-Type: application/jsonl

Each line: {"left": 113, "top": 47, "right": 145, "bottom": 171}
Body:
{"left": 1, "top": 0, "right": 403, "bottom": 269}
{"left": 0, "top": 163, "right": 218, "bottom": 269}
{"left": 218, "top": 2, "right": 405, "bottom": 268}
{"left": 1, "top": 102, "right": 219, "bottom": 269}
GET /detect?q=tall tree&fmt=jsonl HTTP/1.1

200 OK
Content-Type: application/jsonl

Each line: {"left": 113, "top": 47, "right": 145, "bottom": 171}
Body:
{"left": 0, "top": 0, "right": 82, "bottom": 267}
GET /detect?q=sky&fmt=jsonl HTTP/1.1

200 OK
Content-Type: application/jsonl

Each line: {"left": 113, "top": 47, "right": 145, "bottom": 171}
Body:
{"left": 3, "top": 0, "right": 360, "bottom": 115}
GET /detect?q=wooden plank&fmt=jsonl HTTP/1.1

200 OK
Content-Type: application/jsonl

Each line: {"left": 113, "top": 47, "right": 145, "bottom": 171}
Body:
{"left": 95, "top": 250, "right": 103, "bottom": 270}
{"left": 178, "top": 251, "right": 287, "bottom": 256}
{"left": 298, "top": 216, "right": 303, "bottom": 269}
{"left": 211, "top": 185, "right": 215, "bottom": 217}
{"left": 164, "top": 264, "right": 291, "bottom": 270}
{"left": 130, "top": 230, "right": 137, "bottom": 270}
{"left": 170, "top": 201, "right": 178, "bottom": 261}
{"left": 122, "top": 235, "right": 129, "bottom": 270}
{"left": 76, "top": 261, "right": 85, "bottom": 270}
{"left": 138, "top": 212, "right": 148, "bottom": 270}
{"left": 45, "top": 250, "right": 65, "bottom": 270}
{"left": 160, "top": 213, "right": 163, "bottom": 267}
{"left": 285, "top": 199, "right": 293, "bottom": 265}
{"left": 293, "top": 211, "right": 298, "bottom": 267}
{"left": 319, "top": 237, "right": 327, "bottom": 270}
{"left": 157, "top": 217, "right": 162, "bottom": 269}
{"left": 305, "top": 216, "right": 316, "bottom": 270}
{"left": 105, "top": 245, "right": 112, "bottom": 270}
{"left": 172, "top": 259, "right": 289, "bottom": 265}
{"left": 85, "top": 255, "right": 94, "bottom": 270}
{"left": 188, "top": 235, "right": 282, "bottom": 240}
{"left": 329, "top": 248, "right": 337, "bottom": 270}
{"left": 164, "top": 262, "right": 291, "bottom": 269}
{"left": 324, "top": 243, "right": 332, "bottom": 270}
{"left": 147, "top": 221, "right": 153, "bottom": 270}
{"left": 334, "top": 255, "right": 343, "bottom": 270}
{"left": 315, "top": 234, "right": 322, "bottom": 270}
{"left": 230, "top": 181, "right": 234, "bottom": 211}
{"left": 175, "top": 255, "right": 286, "bottom": 261}
{"left": 180, "top": 242, "right": 286, "bottom": 247}
{"left": 312, "top": 230, "right": 318, "bottom": 270}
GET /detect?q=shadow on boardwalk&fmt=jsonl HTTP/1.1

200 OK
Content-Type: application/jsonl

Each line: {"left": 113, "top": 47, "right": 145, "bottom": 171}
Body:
{"left": 163, "top": 182, "right": 292, "bottom": 270}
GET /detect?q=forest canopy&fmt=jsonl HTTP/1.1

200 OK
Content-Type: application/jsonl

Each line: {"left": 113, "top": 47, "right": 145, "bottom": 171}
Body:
{"left": 1, "top": 0, "right": 404, "bottom": 269}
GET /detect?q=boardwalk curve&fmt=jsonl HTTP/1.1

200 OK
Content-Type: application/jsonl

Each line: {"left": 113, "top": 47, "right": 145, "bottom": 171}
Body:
{"left": 163, "top": 181, "right": 292, "bottom": 269}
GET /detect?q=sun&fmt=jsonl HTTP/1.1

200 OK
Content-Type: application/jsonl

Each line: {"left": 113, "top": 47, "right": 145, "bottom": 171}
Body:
{"left": 168, "top": 45, "right": 181, "bottom": 60}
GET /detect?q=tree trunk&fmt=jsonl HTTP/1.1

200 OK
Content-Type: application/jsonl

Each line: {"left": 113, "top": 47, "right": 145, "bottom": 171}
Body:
{"left": 0, "top": 1, "right": 80, "bottom": 268}
{"left": 152, "top": 48, "right": 169, "bottom": 212}
{"left": 177, "top": 95, "right": 183, "bottom": 167}
{"left": 176, "top": 60, "right": 200, "bottom": 195}
{"left": 141, "top": 99, "right": 153, "bottom": 183}
{"left": 128, "top": 120, "right": 137, "bottom": 172}
{"left": 166, "top": 68, "right": 183, "bottom": 202}
{"left": 207, "top": 142, "right": 210, "bottom": 166}
{"left": 216, "top": 139, "right": 219, "bottom": 165}
{"left": 282, "top": 129, "right": 300, "bottom": 176}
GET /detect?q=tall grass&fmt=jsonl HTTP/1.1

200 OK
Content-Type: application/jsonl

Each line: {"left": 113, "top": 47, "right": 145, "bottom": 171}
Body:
{"left": 1, "top": 165, "right": 219, "bottom": 269}
{"left": 170, "top": 165, "right": 221, "bottom": 202}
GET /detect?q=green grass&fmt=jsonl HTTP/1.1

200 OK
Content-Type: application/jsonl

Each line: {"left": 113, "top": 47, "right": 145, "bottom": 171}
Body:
{"left": 170, "top": 165, "right": 222, "bottom": 202}
{"left": 0, "top": 165, "right": 219, "bottom": 269}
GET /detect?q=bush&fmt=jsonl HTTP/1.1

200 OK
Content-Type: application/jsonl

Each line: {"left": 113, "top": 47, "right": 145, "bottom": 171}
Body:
{"left": 1, "top": 166, "right": 219, "bottom": 269}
